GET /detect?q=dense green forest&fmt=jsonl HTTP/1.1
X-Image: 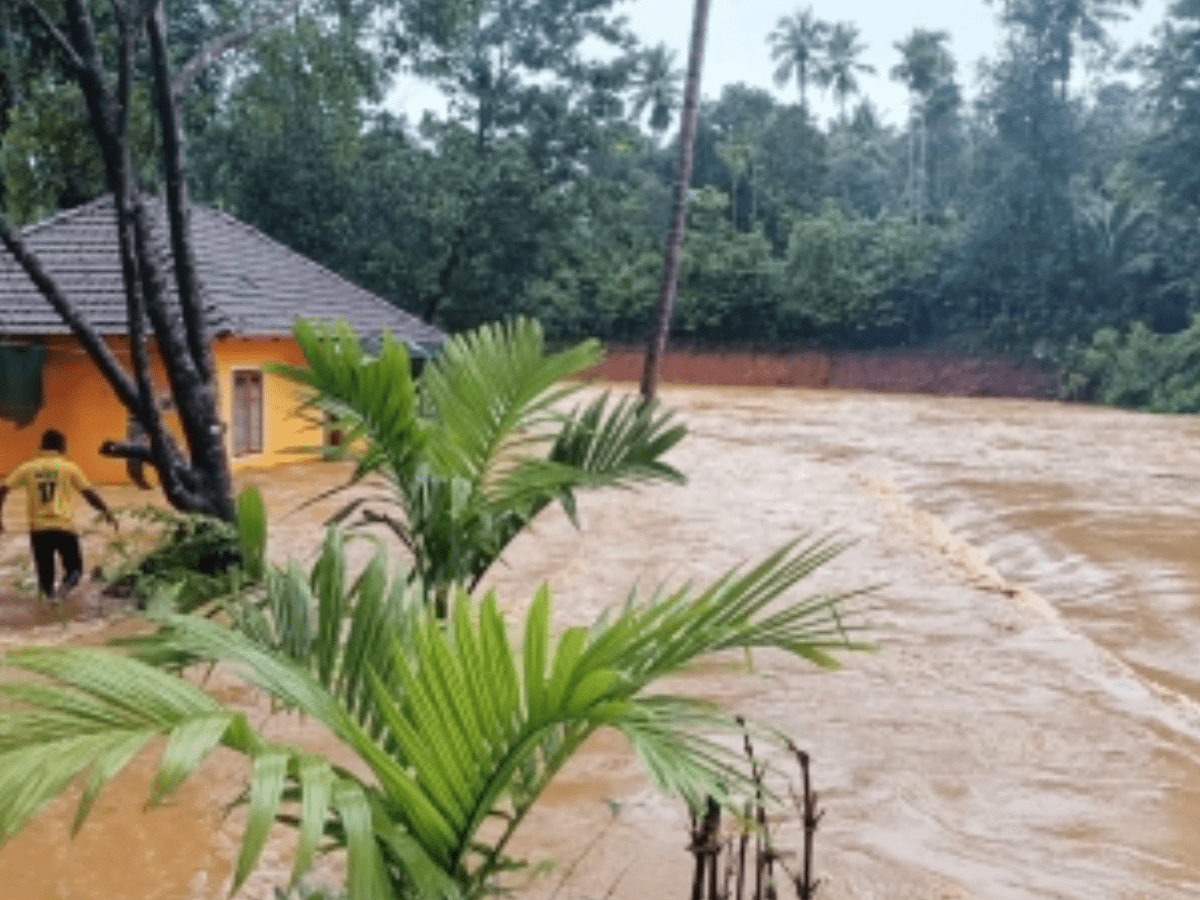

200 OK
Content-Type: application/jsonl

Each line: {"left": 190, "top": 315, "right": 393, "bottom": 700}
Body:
{"left": 3, "top": 0, "right": 1199, "bottom": 375}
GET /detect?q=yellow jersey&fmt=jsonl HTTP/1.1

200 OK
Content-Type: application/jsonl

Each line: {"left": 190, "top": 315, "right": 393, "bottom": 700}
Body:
{"left": 4, "top": 451, "right": 92, "bottom": 532}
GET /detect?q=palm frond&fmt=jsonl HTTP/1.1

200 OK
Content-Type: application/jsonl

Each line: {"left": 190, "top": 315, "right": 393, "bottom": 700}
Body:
{"left": 420, "top": 318, "right": 602, "bottom": 488}
{"left": 271, "top": 317, "right": 685, "bottom": 599}
{"left": 2, "top": 525, "right": 869, "bottom": 898}
{"left": 267, "top": 319, "right": 427, "bottom": 485}
{"left": 146, "top": 532, "right": 865, "bottom": 888}
{"left": 0, "top": 651, "right": 235, "bottom": 842}
{"left": 0, "top": 645, "right": 398, "bottom": 899}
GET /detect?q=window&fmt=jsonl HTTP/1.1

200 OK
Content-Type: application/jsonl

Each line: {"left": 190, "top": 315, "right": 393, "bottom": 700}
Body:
{"left": 325, "top": 412, "right": 344, "bottom": 447}
{"left": 232, "top": 370, "right": 263, "bottom": 456}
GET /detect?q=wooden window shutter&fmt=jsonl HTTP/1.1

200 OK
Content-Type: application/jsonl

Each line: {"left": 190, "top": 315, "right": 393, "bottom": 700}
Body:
{"left": 232, "top": 371, "right": 264, "bottom": 456}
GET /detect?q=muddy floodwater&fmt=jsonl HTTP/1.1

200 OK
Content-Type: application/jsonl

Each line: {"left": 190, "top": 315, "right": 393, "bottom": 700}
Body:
{"left": 2, "top": 384, "right": 1199, "bottom": 899}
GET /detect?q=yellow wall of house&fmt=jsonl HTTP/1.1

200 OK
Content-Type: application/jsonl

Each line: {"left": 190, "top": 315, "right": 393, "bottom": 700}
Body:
{"left": 0, "top": 334, "right": 321, "bottom": 486}
{"left": 214, "top": 335, "right": 321, "bottom": 474}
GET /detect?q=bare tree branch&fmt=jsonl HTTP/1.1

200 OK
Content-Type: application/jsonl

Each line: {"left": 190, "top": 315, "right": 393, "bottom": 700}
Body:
{"left": 129, "top": 196, "right": 234, "bottom": 518}
{"left": 110, "top": 2, "right": 185, "bottom": 507}
{"left": 60, "top": 0, "right": 122, "bottom": 177}
{"left": 171, "top": 0, "right": 303, "bottom": 97}
{"left": 99, "top": 441, "right": 181, "bottom": 496}
{"left": 0, "top": 218, "right": 140, "bottom": 412}
{"left": 3, "top": 0, "right": 234, "bottom": 518}
{"left": 62, "top": 0, "right": 104, "bottom": 87}
{"left": 14, "top": 0, "right": 86, "bottom": 75}
{"left": 148, "top": 0, "right": 212, "bottom": 383}
{"left": 129, "top": 202, "right": 203, "bottom": 431}
{"left": 99, "top": 439, "right": 155, "bottom": 464}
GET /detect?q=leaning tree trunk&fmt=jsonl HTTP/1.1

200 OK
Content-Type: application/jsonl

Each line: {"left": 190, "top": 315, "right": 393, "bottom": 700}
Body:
{"left": 0, "top": 0, "right": 296, "bottom": 519}
{"left": 639, "top": 0, "right": 711, "bottom": 403}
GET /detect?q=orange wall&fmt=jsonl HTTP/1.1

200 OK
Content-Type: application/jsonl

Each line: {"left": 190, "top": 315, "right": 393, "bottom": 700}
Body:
{"left": 0, "top": 334, "right": 322, "bottom": 485}
{"left": 0, "top": 335, "right": 131, "bottom": 484}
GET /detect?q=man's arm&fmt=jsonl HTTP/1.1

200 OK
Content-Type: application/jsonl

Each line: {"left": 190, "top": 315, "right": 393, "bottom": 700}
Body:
{"left": 81, "top": 488, "right": 118, "bottom": 531}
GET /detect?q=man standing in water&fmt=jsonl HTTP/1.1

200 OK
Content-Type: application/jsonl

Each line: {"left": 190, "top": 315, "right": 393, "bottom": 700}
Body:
{"left": 0, "top": 429, "right": 118, "bottom": 601}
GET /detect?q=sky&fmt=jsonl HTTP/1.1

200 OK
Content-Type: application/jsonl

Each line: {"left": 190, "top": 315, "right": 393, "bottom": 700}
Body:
{"left": 387, "top": 0, "right": 1169, "bottom": 127}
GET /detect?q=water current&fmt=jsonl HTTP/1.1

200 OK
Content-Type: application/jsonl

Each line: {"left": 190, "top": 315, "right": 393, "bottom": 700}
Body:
{"left": 1, "top": 384, "right": 1198, "bottom": 899}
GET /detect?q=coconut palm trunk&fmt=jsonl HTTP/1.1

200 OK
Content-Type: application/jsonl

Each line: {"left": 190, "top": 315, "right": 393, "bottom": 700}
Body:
{"left": 640, "top": 0, "right": 711, "bottom": 403}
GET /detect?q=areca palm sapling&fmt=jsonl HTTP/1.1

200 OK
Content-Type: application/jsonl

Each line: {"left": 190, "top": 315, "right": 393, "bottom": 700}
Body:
{"left": 271, "top": 316, "right": 687, "bottom": 615}
{"left": 0, "top": 506, "right": 870, "bottom": 899}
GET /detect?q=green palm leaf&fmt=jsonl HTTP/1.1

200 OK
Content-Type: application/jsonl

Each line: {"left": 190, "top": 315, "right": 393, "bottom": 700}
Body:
{"left": 271, "top": 317, "right": 688, "bottom": 600}
{"left": 420, "top": 319, "right": 601, "bottom": 485}
{"left": 267, "top": 318, "right": 427, "bottom": 487}
{"left": 0, "top": 530, "right": 869, "bottom": 898}
{"left": 0, "top": 649, "right": 245, "bottom": 845}
{"left": 180, "top": 533, "right": 864, "bottom": 886}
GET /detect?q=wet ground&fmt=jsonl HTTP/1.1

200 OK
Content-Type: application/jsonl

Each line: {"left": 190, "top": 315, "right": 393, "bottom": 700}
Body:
{"left": 1, "top": 384, "right": 1199, "bottom": 899}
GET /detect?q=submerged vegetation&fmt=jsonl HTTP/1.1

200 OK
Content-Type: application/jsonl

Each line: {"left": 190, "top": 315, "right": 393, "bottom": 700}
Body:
{"left": 98, "top": 484, "right": 267, "bottom": 611}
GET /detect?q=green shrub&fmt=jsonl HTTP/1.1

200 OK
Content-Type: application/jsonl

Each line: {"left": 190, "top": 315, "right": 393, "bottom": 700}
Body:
{"left": 100, "top": 486, "right": 267, "bottom": 610}
{"left": 1064, "top": 316, "right": 1200, "bottom": 413}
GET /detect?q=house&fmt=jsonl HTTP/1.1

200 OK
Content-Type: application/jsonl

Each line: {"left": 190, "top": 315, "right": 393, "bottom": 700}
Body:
{"left": 0, "top": 195, "right": 443, "bottom": 485}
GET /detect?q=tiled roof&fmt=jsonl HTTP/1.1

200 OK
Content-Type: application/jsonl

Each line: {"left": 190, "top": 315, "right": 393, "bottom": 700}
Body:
{"left": 0, "top": 195, "right": 443, "bottom": 354}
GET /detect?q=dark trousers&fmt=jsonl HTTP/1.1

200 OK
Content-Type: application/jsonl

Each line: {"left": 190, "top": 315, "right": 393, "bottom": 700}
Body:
{"left": 30, "top": 529, "right": 82, "bottom": 597}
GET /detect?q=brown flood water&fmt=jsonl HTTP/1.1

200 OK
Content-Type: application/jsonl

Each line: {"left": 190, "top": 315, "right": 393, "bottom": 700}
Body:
{"left": 2, "top": 384, "right": 1200, "bottom": 899}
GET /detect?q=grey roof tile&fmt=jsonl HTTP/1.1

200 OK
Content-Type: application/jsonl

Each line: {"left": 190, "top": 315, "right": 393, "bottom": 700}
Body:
{"left": 0, "top": 195, "right": 444, "bottom": 354}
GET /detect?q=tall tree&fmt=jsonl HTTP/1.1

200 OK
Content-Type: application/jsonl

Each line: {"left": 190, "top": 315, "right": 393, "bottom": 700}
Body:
{"left": 715, "top": 138, "right": 752, "bottom": 226}
{"left": 1134, "top": 0, "right": 1200, "bottom": 324}
{"left": 826, "top": 99, "right": 896, "bottom": 217}
{"left": 707, "top": 83, "right": 775, "bottom": 229}
{"left": 640, "top": 0, "right": 710, "bottom": 402}
{"left": 400, "top": 0, "right": 637, "bottom": 325}
{"left": 768, "top": 6, "right": 829, "bottom": 118}
{"left": 0, "top": 0, "right": 305, "bottom": 518}
{"left": 890, "top": 28, "right": 959, "bottom": 225}
{"left": 629, "top": 42, "right": 683, "bottom": 138}
{"left": 993, "top": 0, "right": 1139, "bottom": 100}
{"left": 819, "top": 21, "right": 874, "bottom": 122}
{"left": 952, "top": 12, "right": 1081, "bottom": 340}
{"left": 1140, "top": 0, "right": 1200, "bottom": 211}
{"left": 187, "top": 4, "right": 389, "bottom": 270}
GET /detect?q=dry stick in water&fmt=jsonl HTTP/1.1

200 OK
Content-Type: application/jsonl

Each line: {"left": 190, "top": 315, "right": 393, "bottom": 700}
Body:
{"left": 690, "top": 796, "right": 722, "bottom": 900}
{"left": 736, "top": 718, "right": 774, "bottom": 900}
{"left": 735, "top": 800, "right": 751, "bottom": 900}
{"left": 708, "top": 797, "right": 723, "bottom": 900}
{"left": 720, "top": 807, "right": 739, "bottom": 900}
{"left": 688, "top": 720, "right": 822, "bottom": 899}
{"left": 786, "top": 739, "right": 823, "bottom": 900}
